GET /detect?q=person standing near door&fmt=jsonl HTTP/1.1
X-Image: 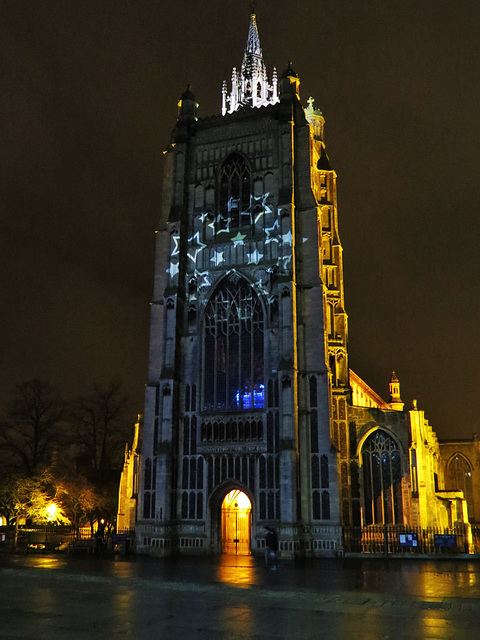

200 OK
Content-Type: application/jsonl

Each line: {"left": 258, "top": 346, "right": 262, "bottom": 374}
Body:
{"left": 264, "top": 526, "right": 278, "bottom": 570}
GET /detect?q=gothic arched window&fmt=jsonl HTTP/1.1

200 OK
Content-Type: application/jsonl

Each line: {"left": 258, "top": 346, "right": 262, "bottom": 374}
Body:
{"left": 362, "top": 430, "right": 403, "bottom": 525}
{"left": 204, "top": 275, "right": 264, "bottom": 411}
{"left": 218, "top": 153, "right": 251, "bottom": 231}
{"left": 448, "top": 454, "right": 474, "bottom": 519}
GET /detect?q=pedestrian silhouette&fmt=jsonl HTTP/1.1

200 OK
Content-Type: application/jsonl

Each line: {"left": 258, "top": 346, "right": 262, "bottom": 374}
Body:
{"left": 264, "top": 526, "right": 278, "bottom": 570}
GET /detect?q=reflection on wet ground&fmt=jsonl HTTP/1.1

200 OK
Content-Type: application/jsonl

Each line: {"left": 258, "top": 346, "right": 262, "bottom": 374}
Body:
{"left": 17, "top": 555, "right": 68, "bottom": 571}
{"left": 4, "top": 552, "right": 480, "bottom": 599}
{"left": 216, "top": 554, "right": 257, "bottom": 588}
{"left": 2, "top": 553, "right": 480, "bottom": 638}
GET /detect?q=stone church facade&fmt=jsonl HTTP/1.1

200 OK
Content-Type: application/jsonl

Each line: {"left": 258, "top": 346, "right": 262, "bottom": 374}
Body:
{"left": 118, "top": 13, "right": 473, "bottom": 556}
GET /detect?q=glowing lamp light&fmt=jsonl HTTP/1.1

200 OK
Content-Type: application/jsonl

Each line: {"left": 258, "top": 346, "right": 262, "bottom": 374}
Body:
{"left": 46, "top": 503, "right": 58, "bottom": 521}
{"left": 223, "top": 489, "right": 251, "bottom": 509}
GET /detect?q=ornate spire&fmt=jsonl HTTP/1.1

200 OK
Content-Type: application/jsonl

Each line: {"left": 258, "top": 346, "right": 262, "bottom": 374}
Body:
{"left": 245, "top": 11, "right": 261, "bottom": 57}
{"left": 222, "top": 12, "right": 279, "bottom": 115}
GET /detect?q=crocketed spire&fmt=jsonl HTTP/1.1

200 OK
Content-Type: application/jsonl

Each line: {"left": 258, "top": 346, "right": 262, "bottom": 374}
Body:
{"left": 245, "top": 11, "right": 261, "bottom": 57}
{"left": 222, "top": 12, "right": 279, "bottom": 115}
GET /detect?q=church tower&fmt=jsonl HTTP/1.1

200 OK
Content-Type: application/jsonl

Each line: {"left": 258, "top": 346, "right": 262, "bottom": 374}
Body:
{"left": 136, "top": 12, "right": 349, "bottom": 557}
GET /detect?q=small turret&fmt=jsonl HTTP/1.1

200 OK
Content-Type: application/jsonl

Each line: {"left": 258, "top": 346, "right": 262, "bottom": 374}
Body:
{"left": 389, "top": 371, "right": 404, "bottom": 411}
{"left": 279, "top": 61, "right": 300, "bottom": 101}
{"left": 305, "top": 96, "right": 325, "bottom": 141}
{"left": 177, "top": 85, "right": 198, "bottom": 124}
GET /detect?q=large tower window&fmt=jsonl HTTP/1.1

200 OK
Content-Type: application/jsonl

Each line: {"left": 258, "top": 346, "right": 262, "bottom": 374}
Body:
{"left": 204, "top": 275, "right": 264, "bottom": 411}
{"left": 218, "top": 153, "right": 251, "bottom": 230}
{"left": 448, "top": 454, "right": 474, "bottom": 520}
{"left": 362, "top": 430, "right": 403, "bottom": 525}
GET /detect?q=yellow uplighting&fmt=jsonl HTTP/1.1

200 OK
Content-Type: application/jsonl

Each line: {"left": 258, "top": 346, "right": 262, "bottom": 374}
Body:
{"left": 46, "top": 503, "right": 58, "bottom": 521}
{"left": 221, "top": 490, "right": 252, "bottom": 556}
{"left": 222, "top": 489, "right": 251, "bottom": 509}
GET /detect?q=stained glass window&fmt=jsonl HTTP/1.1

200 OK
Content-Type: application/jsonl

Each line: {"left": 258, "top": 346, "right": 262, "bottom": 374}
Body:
{"left": 362, "top": 430, "right": 403, "bottom": 525}
{"left": 204, "top": 275, "right": 264, "bottom": 410}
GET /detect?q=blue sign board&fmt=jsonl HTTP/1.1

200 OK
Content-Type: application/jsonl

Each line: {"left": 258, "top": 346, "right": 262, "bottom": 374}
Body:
{"left": 434, "top": 534, "right": 457, "bottom": 548}
{"left": 399, "top": 533, "right": 418, "bottom": 547}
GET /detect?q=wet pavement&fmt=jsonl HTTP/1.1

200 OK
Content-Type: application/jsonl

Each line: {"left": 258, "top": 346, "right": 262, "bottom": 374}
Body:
{"left": 1, "top": 553, "right": 480, "bottom": 639}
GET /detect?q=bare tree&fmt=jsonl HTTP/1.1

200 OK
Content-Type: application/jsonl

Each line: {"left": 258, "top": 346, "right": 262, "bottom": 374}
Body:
{"left": 69, "top": 381, "right": 132, "bottom": 484}
{"left": 0, "top": 379, "right": 65, "bottom": 476}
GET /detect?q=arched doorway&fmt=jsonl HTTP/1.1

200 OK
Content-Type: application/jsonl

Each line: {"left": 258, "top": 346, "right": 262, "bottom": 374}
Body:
{"left": 221, "top": 489, "right": 252, "bottom": 555}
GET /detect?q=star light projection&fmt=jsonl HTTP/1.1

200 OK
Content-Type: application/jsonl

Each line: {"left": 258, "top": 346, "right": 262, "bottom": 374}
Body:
{"left": 187, "top": 232, "right": 207, "bottom": 263}
{"left": 169, "top": 261, "right": 179, "bottom": 278}
{"left": 247, "top": 248, "right": 263, "bottom": 264}
{"left": 167, "top": 231, "right": 180, "bottom": 278}
{"left": 254, "top": 192, "right": 273, "bottom": 214}
{"left": 166, "top": 193, "right": 302, "bottom": 298}
{"left": 231, "top": 232, "right": 246, "bottom": 246}
{"left": 264, "top": 219, "right": 279, "bottom": 243}
{"left": 210, "top": 249, "right": 225, "bottom": 266}
{"left": 211, "top": 215, "right": 229, "bottom": 234}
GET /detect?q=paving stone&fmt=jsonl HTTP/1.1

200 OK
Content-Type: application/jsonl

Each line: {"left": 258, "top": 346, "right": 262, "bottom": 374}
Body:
{"left": 1, "top": 555, "right": 480, "bottom": 639}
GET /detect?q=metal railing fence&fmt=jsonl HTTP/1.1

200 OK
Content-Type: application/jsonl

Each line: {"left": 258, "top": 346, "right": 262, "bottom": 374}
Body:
{"left": 342, "top": 524, "right": 480, "bottom": 555}
{"left": 0, "top": 525, "right": 136, "bottom": 551}
{"left": 2, "top": 524, "right": 480, "bottom": 555}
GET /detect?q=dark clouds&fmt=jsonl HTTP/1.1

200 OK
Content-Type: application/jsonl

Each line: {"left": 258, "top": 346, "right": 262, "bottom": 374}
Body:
{"left": 1, "top": 1, "right": 479, "bottom": 437}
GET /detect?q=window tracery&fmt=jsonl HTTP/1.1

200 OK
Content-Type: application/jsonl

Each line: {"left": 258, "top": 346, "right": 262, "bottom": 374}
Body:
{"left": 362, "top": 430, "right": 403, "bottom": 525}
{"left": 448, "top": 454, "right": 474, "bottom": 518}
{"left": 204, "top": 275, "right": 264, "bottom": 411}
{"left": 218, "top": 153, "right": 251, "bottom": 231}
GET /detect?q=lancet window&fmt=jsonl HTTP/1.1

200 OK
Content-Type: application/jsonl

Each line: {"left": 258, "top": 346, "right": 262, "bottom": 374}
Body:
{"left": 448, "top": 454, "right": 474, "bottom": 518}
{"left": 218, "top": 153, "right": 251, "bottom": 230}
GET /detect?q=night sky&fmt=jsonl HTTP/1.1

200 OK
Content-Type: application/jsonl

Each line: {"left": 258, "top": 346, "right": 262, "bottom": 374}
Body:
{"left": 2, "top": 1, "right": 479, "bottom": 439}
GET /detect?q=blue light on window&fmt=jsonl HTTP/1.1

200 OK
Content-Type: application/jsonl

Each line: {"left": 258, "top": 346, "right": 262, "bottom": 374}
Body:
{"left": 235, "top": 384, "right": 264, "bottom": 409}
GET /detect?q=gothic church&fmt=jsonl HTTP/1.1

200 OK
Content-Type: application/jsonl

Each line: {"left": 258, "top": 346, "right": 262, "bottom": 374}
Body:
{"left": 118, "top": 13, "right": 472, "bottom": 556}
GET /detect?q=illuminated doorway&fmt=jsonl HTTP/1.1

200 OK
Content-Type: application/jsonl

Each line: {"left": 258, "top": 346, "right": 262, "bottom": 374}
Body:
{"left": 221, "top": 489, "right": 252, "bottom": 555}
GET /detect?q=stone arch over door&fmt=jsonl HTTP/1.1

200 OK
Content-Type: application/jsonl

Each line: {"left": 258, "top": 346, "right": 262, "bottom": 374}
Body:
{"left": 209, "top": 481, "right": 254, "bottom": 554}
